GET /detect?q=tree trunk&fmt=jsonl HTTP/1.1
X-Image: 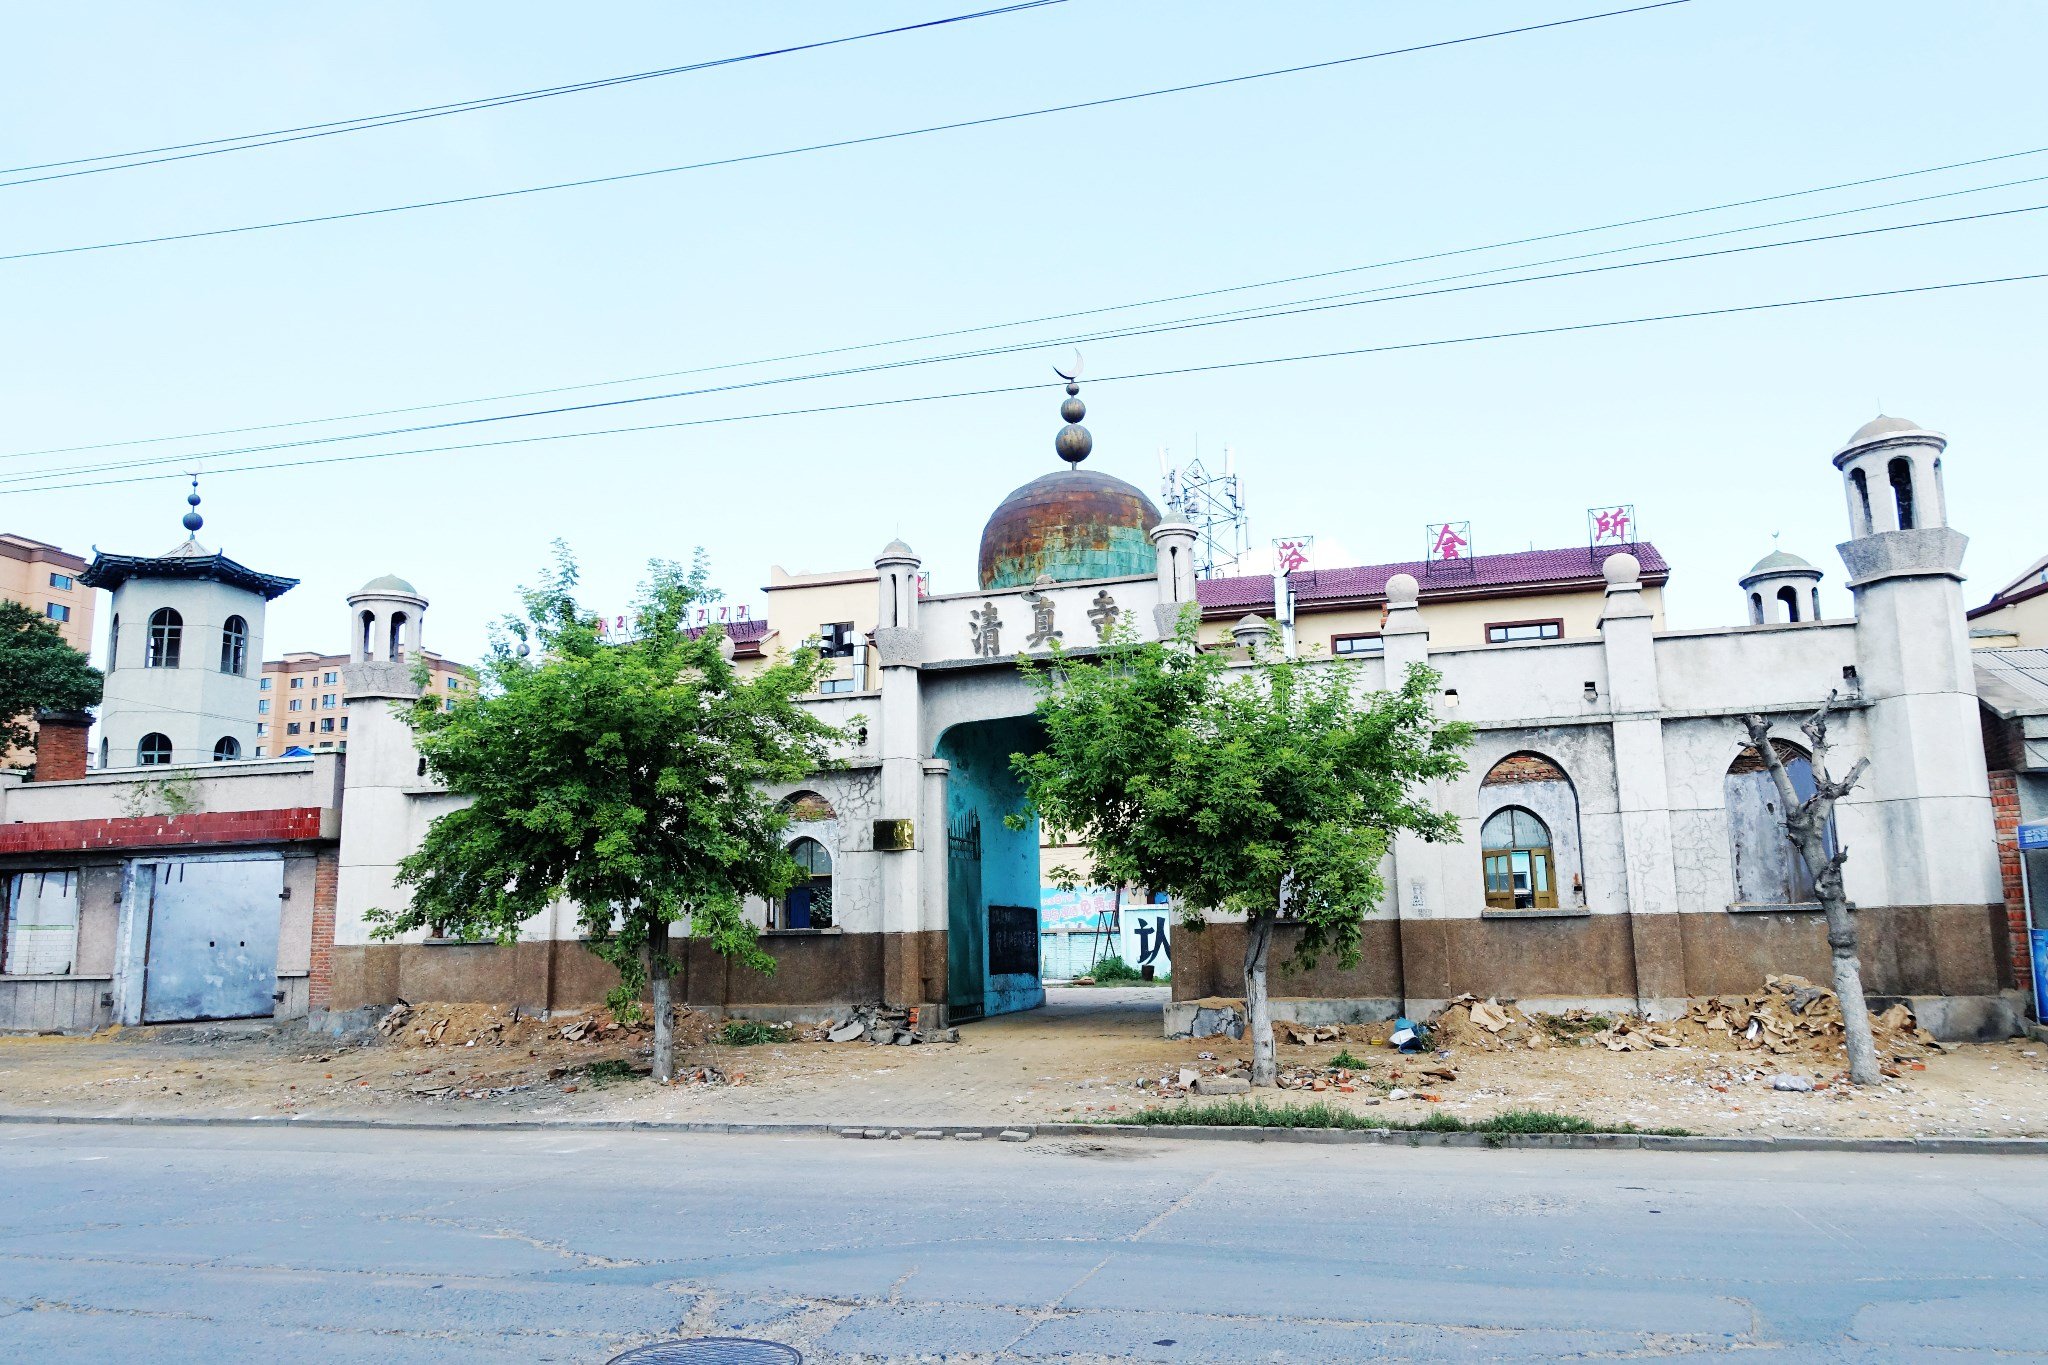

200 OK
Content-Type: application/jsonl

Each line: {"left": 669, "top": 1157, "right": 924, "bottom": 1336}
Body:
{"left": 1244, "top": 912, "right": 1276, "bottom": 1088}
{"left": 1824, "top": 899, "right": 1880, "bottom": 1086}
{"left": 647, "top": 923, "right": 675, "bottom": 1085}
{"left": 1743, "top": 709, "right": 1879, "bottom": 1086}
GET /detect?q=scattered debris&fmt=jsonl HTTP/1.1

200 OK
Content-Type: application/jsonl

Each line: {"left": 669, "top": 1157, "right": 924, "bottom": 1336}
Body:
{"left": 1682, "top": 976, "right": 1936, "bottom": 1060}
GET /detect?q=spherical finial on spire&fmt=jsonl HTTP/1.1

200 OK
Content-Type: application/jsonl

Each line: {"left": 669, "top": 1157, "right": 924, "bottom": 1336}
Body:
{"left": 181, "top": 478, "right": 204, "bottom": 536}
{"left": 1051, "top": 355, "right": 1092, "bottom": 467}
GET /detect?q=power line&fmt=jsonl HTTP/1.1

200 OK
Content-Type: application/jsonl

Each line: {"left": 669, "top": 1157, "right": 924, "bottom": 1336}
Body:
{"left": 0, "top": 2, "right": 1693, "bottom": 264}
{"left": 0, "top": 2, "right": 1064, "bottom": 187}
{"left": 13, "top": 270, "right": 2041, "bottom": 497}
{"left": 15, "top": 138, "right": 2041, "bottom": 464}
{"left": 8, "top": 194, "right": 2038, "bottom": 490}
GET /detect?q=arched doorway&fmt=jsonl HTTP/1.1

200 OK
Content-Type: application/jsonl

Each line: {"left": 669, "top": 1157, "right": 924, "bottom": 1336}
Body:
{"left": 934, "top": 715, "right": 1047, "bottom": 1022}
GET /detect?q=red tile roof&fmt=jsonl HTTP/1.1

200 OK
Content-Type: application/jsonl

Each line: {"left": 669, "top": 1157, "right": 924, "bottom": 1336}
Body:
{"left": 1196, "top": 543, "right": 1669, "bottom": 615}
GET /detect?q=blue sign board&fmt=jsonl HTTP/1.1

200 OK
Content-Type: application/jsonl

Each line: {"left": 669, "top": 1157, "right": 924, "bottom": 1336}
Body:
{"left": 2019, "top": 821, "right": 2048, "bottom": 851}
{"left": 2034, "top": 930, "right": 2048, "bottom": 1024}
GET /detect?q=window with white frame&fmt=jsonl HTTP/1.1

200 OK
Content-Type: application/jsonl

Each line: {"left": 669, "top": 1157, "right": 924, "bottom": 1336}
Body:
{"left": 3, "top": 870, "right": 79, "bottom": 975}
{"left": 1485, "top": 619, "right": 1563, "bottom": 644}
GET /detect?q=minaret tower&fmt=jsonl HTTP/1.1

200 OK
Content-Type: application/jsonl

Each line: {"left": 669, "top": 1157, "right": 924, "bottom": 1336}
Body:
{"left": 1833, "top": 415, "right": 1998, "bottom": 917}
{"left": 82, "top": 481, "right": 297, "bottom": 767}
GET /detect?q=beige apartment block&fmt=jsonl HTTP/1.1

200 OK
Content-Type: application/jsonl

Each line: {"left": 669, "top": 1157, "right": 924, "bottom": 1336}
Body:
{"left": 1969, "top": 554, "right": 2048, "bottom": 649}
{"left": 256, "top": 649, "right": 472, "bottom": 757}
{"left": 0, "top": 533, "right": 94, "bottom": 654}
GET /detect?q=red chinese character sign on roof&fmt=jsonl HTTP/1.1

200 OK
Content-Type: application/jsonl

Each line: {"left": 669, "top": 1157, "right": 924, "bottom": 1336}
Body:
{"left": 1271, "top": 536, "right": 1314, "bottom": 576}
{"left": 1426, "top": 521, "right": 1471, "bottom": 562}
{"left": 1588, "top": 504, "right": 1637, "bottom": 547}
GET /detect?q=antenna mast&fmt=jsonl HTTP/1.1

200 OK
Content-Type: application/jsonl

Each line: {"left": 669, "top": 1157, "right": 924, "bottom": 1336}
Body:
{"left": 1160, "top": 444, "right": 1250, "bottom": 578}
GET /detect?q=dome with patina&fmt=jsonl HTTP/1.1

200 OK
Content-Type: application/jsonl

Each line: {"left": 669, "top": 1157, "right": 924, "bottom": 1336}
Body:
{"left": 978, "top": 469, "right": 1161, "bottom": 590}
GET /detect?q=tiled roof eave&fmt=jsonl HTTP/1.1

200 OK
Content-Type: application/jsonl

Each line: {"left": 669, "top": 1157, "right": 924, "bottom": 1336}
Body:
{"left": 1197, "top": 569, "right": 1670, "bottom": 618}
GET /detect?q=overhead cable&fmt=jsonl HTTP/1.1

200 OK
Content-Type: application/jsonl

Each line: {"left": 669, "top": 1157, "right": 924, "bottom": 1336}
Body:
{"left": 14, "top": 138, "right": 2040, "bottom": 463}
{"left": 6, "top": 196, "right": 2038, "bottom": 489}
{"left": 0, "top": 2, "right": 1694, "bottom": 263}
{"left": 0, "top": 2, "right": 1064, "bottom": 186}
{"left": 12, "top": 270, "right": 2041, "bottom": 497}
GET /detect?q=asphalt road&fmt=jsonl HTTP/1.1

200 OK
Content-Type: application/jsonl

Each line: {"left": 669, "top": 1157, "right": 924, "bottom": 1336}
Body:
{"left": 2, "top": 1123, "right": 2046, "bottom": 1362}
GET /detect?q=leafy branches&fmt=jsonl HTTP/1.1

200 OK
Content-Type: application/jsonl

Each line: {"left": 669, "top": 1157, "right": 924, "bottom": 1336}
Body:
{"left": 368, "top": 544, "right": 846, "bottom": 1080}
{"left": 1014, "top": 610, "right": 1471, "bottom": 1084}
{"left": 0, "top": 599, "right": 101, "bottom": 758}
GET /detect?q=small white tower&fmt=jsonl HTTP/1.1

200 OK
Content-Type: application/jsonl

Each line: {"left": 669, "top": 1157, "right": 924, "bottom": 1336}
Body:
{"left": 347, "top": 574, "right": 429, "bottom": 671}
{"left": 1835, "top": 414, "right": 1949, "bottom": 539}
{"left": 83, "top": 483, "right": 297, "bottom": 767}
{"left": 1739, "top": 543, "right": 1825, "bottom": 624}
{"left": 1832, "top": 414, "right": 1998, "bottom": 918}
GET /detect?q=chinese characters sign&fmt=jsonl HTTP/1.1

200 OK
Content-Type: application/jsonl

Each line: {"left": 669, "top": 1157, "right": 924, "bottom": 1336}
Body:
{"left": 1272, "top": 536, "right": 1314, "bottom": 575}
{"left": 1426, "top": 521, "right": 1471, "bottom": 562}
{"left": 1588, "top": 504, "right": 1637, "bottom": 546}
{"left": 1119, "top": 906, "right": 1172, "bottom": 973}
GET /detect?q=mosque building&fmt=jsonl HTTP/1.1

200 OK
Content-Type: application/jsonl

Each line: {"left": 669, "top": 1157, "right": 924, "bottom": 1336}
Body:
{"left": 0, "top": 394, "right": 2031, "bottom": 1039}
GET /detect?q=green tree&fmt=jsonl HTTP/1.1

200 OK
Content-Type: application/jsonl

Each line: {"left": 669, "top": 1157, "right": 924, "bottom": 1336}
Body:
{"left": 367, "top": 548, "right": 844, "bottom": 1082}
{"left": 0, "top": 599, "right": 102, "bottom": 761}
{"left": 1013, "top": 614, "right": 1471, "bottom": 1087}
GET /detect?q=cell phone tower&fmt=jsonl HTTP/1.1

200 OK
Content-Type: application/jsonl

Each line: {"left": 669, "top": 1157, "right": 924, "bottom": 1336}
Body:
{"left": 1158, "top": 444, "right": 1251, "bottom": 578}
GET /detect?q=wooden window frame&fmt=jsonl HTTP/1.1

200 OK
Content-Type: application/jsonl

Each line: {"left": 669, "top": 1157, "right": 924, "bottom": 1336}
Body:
{"left": 1484, "top": 617, "right": 1564, "bottom": 645}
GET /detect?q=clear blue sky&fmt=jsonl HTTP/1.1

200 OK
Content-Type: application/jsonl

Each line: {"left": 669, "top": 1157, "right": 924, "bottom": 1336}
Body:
{"left": 5, "top": 0, "right": 2042, "bottom": 666}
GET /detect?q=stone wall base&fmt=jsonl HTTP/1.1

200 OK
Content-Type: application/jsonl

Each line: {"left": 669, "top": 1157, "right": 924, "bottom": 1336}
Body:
{"left": 327, "top": 930, "right": 950, "bottom": 1015}
{"left": 1172, "top": 906, "right": 2012, "bottom": 1015}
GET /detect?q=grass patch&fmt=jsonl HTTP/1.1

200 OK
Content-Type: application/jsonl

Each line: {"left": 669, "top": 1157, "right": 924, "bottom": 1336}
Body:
{"left": 1080, "top": 1098, "right": 1689, "bottom": 1138}
{"left": 1537, "top": 1012, "right": 1613, "bottom": 1042}
{"left": 1088, "top": 954, "right": 1144, "bottom": 983}
{"left": 1327, "top": 1048, "right": 1372, "bottom": 1070}
{"left": 580, "top": 1058, "right": 644, "bottom": 1087}
{"left": 717, "top": 1020, "right": 794, "bottom": 1046}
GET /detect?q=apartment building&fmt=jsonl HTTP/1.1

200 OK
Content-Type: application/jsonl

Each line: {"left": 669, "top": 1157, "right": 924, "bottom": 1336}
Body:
{"left": 0, "top": 533, "right": 94, "bottom": 654}
{"left": 256, "top": 648, "right": 472, "bottom": 757}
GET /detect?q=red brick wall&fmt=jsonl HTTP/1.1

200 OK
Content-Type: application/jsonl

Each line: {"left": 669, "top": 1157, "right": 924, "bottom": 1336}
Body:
{"left": 0, "top": 806, "right": 328, "bottom": 855}
{"left": 1991, "top": 770, "right": 2032, "bottom": 1000}
{"left": 309, "top": 847, "right": 338, "bottom": 1011}
{"left": 33, "top": 716, "right": 89, "bottom": 782}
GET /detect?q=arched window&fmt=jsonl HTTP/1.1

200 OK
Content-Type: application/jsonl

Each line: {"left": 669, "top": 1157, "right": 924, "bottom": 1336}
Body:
{"left": 146, "top": 608, "right": 182, "bottom": 668}
{"left": 774, "top": 837, "right": 833, "bottom": 930}
{"left": 388, "top": 612, "right": 409, "bottom": 662}
{"left": 1748, "top": 592, "right": 1764, "bottom": 625}
{"left": 108, "top": 614, "right": 119, "bottom": 670}
{"left": 1776, "top": 586, "right": 1801, "bottom": 622}
{"left": 1888, "top": 456, "right": 1915, "bottom": 530}
{"left": 98, "top": 737, "right": 108, "bottom": 770}
{"left": 137, "top": 732, "right": 173, "bottom": 766}
{"left": 1481, "top": 807, "right": 1556, "bottom": 910}
{"left": 212, "top": 735, "right": 241, "bottom": 761}
{"left": 1810, "top": 587, "right": 1821, "bottom": 621}
{"left": 781, "top": 790, "right": 837, "bottom": 822}
{"left": 359, "top": 610, "right": 377, "bottom": 661}
{"left": 1725, "top": 740, "right": 1832, "bottom": 906}
{"left": 1850, "top": 467, "right": 1873, "bottom": 536}
{"left": 219, "top": 615, "right": 248, "bottom": 674}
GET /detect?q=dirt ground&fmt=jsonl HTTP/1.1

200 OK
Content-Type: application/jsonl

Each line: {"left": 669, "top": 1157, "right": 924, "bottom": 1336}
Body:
{"left": 2, "top": 985, "right": 2045, "bottom": 1138}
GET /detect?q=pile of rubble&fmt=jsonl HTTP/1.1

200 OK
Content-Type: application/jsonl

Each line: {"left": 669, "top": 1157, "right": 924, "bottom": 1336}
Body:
{"left": 1428, "top": 994, "right": 1548, "bottom": 1051}
{"left": 1679, "top": 974, "right": 1939, "bottom": 1061}
{"left": 1134, "top": 1057, "right": 1255, "bottom": 1097}
{"left": 815, "top": 1002, "right": 960, "bottom": 1046}
{"left": 373, "top": 1001, "right": 715, "bottom": 1050}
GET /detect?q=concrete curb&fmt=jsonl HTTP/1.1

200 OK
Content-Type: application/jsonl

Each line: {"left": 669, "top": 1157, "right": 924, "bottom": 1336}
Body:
{"left": 2, "top": 1110, "right": 2046, "bottom": 1154}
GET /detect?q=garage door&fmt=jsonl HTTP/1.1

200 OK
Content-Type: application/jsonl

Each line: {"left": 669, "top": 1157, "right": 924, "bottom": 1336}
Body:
{"left": 140, "top": 857, "right": 284, "bottom": 1024}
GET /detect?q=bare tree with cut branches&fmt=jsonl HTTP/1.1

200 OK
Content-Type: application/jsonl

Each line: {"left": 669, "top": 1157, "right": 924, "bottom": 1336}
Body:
{"left": 1739, "top": 696, "right": 1878, "bottom": 1085}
